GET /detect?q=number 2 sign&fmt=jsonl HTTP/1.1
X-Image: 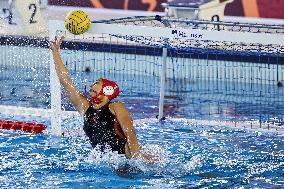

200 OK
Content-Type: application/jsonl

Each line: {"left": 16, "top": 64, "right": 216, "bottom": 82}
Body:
{"left": 14, "top": 0, "right": 46, "bottom": 34}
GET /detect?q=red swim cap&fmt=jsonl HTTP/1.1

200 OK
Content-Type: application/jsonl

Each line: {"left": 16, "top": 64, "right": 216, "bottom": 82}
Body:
{"left": 100, "top": 78, "right": 120, "bottom": 100}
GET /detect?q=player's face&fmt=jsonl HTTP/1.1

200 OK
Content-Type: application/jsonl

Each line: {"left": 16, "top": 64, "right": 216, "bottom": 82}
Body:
{"left": 89, "top": 80, "right": 109, "bottom": 104}
{"left": 89, "top": 80, "right": 103, "bottom": 97}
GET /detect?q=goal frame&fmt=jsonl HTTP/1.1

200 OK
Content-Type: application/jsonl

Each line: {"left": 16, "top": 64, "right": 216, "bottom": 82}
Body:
{"left": 48, "top": 18, "right": 283, "bottom": 135}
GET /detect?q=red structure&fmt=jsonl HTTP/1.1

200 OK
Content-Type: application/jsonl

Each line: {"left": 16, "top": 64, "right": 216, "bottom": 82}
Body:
{"left": 48, "top": 0, "right": 284, "bottom": 19}
{"left": 0, "top": 120, "right": 47, "bottom": 133}
{"left": 225, "top": 0, "right": 284, "bottom": 19}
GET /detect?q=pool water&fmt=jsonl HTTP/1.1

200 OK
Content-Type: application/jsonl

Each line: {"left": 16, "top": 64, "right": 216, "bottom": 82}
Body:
{"left": 0, "top": 117, "right": 284, "bottom": 188}
{"left": 1, "top": 58, "right": 284, "bottom": 188}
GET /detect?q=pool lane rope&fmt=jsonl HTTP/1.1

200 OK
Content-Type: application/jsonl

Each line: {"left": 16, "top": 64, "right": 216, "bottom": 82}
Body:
{"left": 0, "top": 120, "right": 47, "bottom": 133}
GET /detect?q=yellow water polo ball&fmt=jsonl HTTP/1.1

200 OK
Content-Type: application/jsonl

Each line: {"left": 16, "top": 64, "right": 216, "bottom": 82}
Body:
{"left": 64, "top": 10, "right": 91, "bottom": 35}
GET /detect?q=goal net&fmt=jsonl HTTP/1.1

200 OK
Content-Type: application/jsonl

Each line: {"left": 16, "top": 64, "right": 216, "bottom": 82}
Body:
{"left": 0, "top": 16, "right": 283, "bottom": 134}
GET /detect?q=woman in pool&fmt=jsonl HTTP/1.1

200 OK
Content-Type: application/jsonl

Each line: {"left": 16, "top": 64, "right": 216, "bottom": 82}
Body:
{"left": 50, "top": 36, "right": 152, "bottom": 161}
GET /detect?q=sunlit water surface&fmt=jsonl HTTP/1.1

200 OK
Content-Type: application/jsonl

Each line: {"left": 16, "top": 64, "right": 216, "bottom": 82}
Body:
{"left": 0, "top": 52, "right": 284, "bottom": 188}
{"left": 0, "top": 117, "right": 284, "bottom": 188}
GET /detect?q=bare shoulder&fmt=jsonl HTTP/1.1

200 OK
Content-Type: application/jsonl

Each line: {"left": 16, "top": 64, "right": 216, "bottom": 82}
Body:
{"left": 109, "top": 101, "right": 127, "bottom": 112}
{"left": 110, "top": 101, "right": 126, "bottom": 108}
{"left": 109, "top": 101, "right": 133, "bottom": 128}
{"left": 78, "top": 94, "right": 91, "bottom": 116}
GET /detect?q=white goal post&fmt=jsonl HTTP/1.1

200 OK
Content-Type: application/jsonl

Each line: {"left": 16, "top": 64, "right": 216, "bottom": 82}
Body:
{"left": 0, "top": 0, "right": 283, "bottom": 136}
{"left": 48, "top": 18, "right": 283, "bottom": 135}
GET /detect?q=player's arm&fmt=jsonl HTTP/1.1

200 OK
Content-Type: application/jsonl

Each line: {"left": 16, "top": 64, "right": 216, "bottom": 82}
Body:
{"left": 111, "top": 102, "right": 141, "bottom": 156}
{"left": 50, "top": 36, "right": 90, "bottom": 115}
{"left": 111, "top": 102, "right": 155, "bottom": 162}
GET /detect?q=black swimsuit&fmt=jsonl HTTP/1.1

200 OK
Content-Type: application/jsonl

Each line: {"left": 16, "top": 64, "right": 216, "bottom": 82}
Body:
{"left": 83, "top": 103, "right": 127, "bottom": 154}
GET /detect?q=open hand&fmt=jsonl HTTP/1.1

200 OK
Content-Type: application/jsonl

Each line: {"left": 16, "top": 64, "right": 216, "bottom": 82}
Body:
{"left": 133, "top": 151, "right": 157, "bottom": 164}
{"left": 50, "top": 36, "right": 64, "bottom": 52}
{"left": 141, "top": 152, "right": 157, "bottom": 164}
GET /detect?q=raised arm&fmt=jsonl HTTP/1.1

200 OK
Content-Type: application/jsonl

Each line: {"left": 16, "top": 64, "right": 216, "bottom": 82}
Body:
{"left": 50, "top": 36, "right": 90, "bottom": 115}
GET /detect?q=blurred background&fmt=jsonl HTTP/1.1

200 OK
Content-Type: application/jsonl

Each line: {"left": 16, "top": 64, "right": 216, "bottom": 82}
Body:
{"left": 47, "top": 0, "right": 284, "bottom": 19}
{"left": 1, "top": 0, "right": 283, "bottom": 36}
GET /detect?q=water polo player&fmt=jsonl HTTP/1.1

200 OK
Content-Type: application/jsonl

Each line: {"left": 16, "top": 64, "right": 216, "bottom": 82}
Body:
{"left": 50, "top": 36, "right": 152, "bottom": 161}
